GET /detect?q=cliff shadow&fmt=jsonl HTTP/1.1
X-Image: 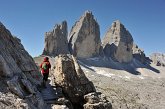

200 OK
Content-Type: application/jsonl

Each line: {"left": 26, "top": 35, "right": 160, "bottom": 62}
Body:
{"left": 0, "top": 77, "right": 11, "bottom": 93}
{"left": 78, "top": 56, "right": 160, "bottom": 75}
{"left": 143, "top": 58, "right": 160, "bottom": 73}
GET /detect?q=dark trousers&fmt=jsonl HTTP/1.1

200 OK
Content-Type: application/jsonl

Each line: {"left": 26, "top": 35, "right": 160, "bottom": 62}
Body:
{"left": 43, "top": 73, "right": 49, "bottom": 81}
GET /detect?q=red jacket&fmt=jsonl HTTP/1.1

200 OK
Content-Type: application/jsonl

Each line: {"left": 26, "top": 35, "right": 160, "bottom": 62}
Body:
{"left": 40, "top": 60, "right": 51, "bottom": 74}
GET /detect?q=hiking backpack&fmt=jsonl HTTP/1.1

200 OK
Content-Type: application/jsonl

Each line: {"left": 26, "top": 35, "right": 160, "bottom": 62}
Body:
{"left": 42, "top": 62, "right": 48, "bottom": 71}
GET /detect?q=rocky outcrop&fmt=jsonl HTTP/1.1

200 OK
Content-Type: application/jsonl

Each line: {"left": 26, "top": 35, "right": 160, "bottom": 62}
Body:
{"left": 0, "top": 22, "right": 45, "bottom": 108}
{"left": 69, "top": 11, "right": 102, "bottom": 58}
{"left": 83, "top": 92, "right": 112, "bottom": 109}
{"left": 53, "top": 54, "right": 111, "bottom": 109}
{"left": 102, "top": 20, "right": 133, "bottom": 63}
{"left": 54, "top": 54, "right": 95, "bottom": 105}
{"left": 42, "top": 21, "right": 69, "bottom": 56}
{"left": 150, "top": 53, "right": 165, "bottom": 66}
{"left": 132, "top": 43, "right": 148, "bottom": 64}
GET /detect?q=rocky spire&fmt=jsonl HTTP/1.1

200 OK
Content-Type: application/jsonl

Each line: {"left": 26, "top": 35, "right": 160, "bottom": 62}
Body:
{"left": 103, "top": 20, "right": 134, "bottom": 63}
{"left": 42, "top": 21, "right": 69, "bottom": 56}
{"left": 68, "top": 11, "right": 102, "bottom": 58}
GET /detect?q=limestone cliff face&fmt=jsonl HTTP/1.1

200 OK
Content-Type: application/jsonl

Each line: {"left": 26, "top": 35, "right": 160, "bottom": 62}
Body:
{"left": 0, "top": 22, "right": 45, "bottom": 109}
{"left": 103, "top": 20, "right": 133, "bottom": 63}
{"left": 0, "top": 22, "right": 41, "bottom": 81}
{"left": 69, "top": 11, "right": 102, "bottom": 58}
{"left": 42, "top": 21, "right": 69, "bottom": 56}
{"left": 132, "top": 43, "right": 147, "bottom": 64}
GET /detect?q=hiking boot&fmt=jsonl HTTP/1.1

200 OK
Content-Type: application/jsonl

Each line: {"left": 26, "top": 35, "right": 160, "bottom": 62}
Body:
{"left": 42, "top": 81, "right": 47, "bottom": 88}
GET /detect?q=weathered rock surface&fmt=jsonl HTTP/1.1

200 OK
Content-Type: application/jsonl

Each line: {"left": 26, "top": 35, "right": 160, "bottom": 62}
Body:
{"left": 150, "top": 53, "right": 165, "bottom": 66}
{"left": 42, "top": 21, "right": 69, "bottom": 56}
{"left": 69, "top": 11, "right": 102, "bottom": 58}
{"left": 53, "top": 54, "right": 111, "bottom": 108}
{"left": 132, "top": 43, "right": 148, "bottom": 64}
{"left": 54, "top": 54, "right": 96, "bottom": 105}
{"left": 83, "top": 92, "right": 112, "bottom": 109}
{"left": 102, "top": 20, "right": 133, "bottom": 63}
{"left": 0, "top": 22, "right": 45, "bottom": 109}
{"left": 0, "top": 22, "right": 42, "bottom": 83}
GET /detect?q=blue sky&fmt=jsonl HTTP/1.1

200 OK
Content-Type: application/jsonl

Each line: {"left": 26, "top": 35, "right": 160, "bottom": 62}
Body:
{"left": 0, "top": 0, "right": 165, "bottom": 57}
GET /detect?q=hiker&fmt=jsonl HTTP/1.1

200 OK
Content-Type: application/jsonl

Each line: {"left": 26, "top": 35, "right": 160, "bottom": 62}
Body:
{"left": 40, "top": 57, "right": 51, "bottom": 88}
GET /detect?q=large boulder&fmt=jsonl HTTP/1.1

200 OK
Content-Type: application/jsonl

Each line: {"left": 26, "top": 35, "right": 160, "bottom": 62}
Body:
{"left": 83, "top": 92, "right": 112, "bottom": 109}
{"left": 42, "top": 21, "right": 69, "bottom": 56}
{"left": 150, "top": 53, "right": 165, "bottom": 66}
{"left": 102, "top": 20, "right": 133, "bottom": 63}
{"left": 54, "top": 54, "right": 96, "bottom": 104}
{"left": 53, "top": 54, "right": 112, "bottom": 109}
{"left": 0, "top": 22, "right": 45, "bottom": 109}
{"left": 69, "top": 11, "right": 102, "bottom": 58}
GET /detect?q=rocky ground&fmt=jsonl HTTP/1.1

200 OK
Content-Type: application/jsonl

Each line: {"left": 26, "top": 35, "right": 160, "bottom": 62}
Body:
{"left": 79, "top": 58, "right": 165, "bottom": 109}
{"left": 34, "top": 56, "right": 165, "bottom": 109}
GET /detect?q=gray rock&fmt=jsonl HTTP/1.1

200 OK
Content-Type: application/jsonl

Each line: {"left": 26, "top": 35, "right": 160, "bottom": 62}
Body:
{"left": 0, "top": 92, "right": 30, "bottom": 109}
{"left": 21, "top": 79, "right": 36, "bottom": 94}
{"left": 7, "top": 76, "right": 25, "bottom": 98}
{"left": 53, "top": 54, "right": 96, "bottom": 105}
{"left": 69, "top": 11, "right": 102, "bottom": 58}
{"left": 0, "top": 22, "right": 45, "bottom": 109}
{"left": 0, "top": 23, "right": 42, "bottom": 82}
{"left": 102, "top": 20, "right": 133, "bottom": 63}
{"left": 83, "top": 92, "right": 112, "bottom": 109}
{"left": 132, "top": 43, "right": 147, "bottom": 64}
{"left": 53, "top": 97, "right": 73, "bottom": 109}
{"left": 0, "top": 55, "right": 13, "bottom": 77}
{"left": 42, "top": 21, "right": 69, "bottom": 56}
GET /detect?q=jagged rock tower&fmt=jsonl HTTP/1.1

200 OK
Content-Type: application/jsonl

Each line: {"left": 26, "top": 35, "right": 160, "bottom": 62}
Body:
{"left": 103, "top": 20, "right": 134, "bottom": 63}
{"left": 69, "top": 11, "right": 102, "bottom": 58}
{"left": 42, "top": 21, "right": 69, "bottom": 56}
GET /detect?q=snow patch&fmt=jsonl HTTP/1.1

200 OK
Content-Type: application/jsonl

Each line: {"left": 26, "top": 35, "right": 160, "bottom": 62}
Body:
{"left": 86, "top": 57, "right": 100, "bottom": 61}
{"left": 95, "top": 69, "right": 115, "bottom": 77}
{"left": 138, "top": 76, "right": 145, "bottom": 79}
{"left": 124, "top": 76, "right": 131, "bottom": 80}
{"left": 118, "top": 75, "right": 131, "bottom": 80}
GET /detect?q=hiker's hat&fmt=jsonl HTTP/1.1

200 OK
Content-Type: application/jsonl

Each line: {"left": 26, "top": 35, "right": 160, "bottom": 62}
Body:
{"left": 44, "top": 57, "right": 49, "bottom": 61}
